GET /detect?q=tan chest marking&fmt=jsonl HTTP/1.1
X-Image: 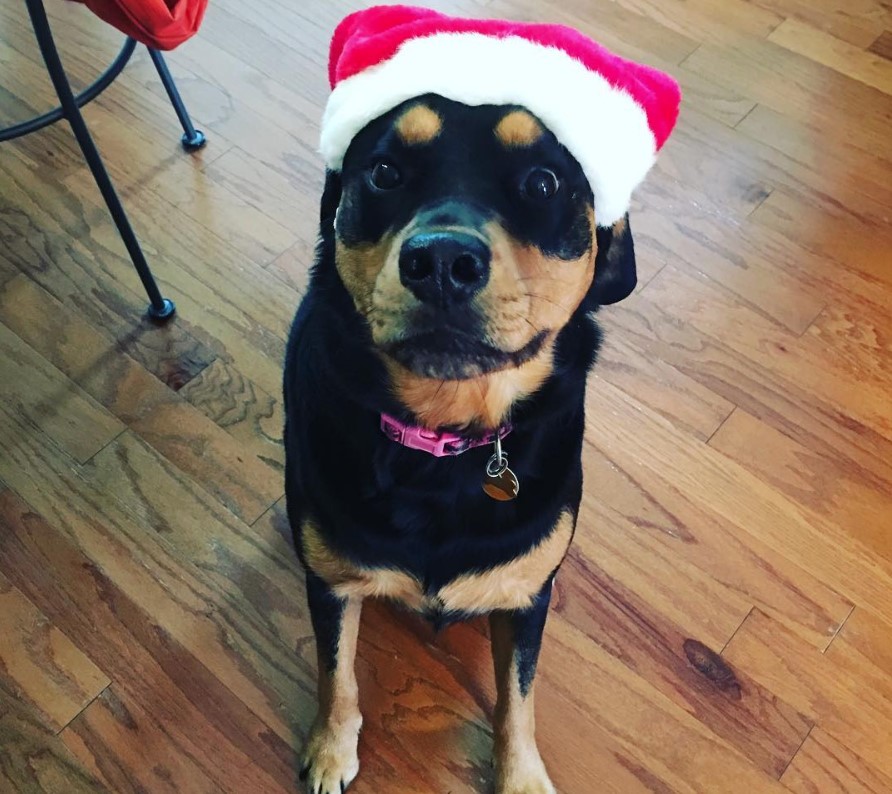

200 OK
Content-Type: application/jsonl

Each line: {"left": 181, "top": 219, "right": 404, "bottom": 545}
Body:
{"left": 301, "top": 511, "right": 574, "bottom": 614}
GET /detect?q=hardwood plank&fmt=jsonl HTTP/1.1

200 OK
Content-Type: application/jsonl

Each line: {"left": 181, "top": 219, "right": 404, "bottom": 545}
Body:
{"left": 827, "top": 607, "right": 892, "bottom": 694}
{"left": 639, "top": 180, "right": 890, "bottom": 318}
{"left": 869, "top": 30, "right": 892, "bottom": 59}
{"left": 0, "top": 276, "right": 281, "bottom": 523}
{"left": 781, "top": 726, "right": 892, "bottom": 794}
{"left": 0, "top": 153, "right": 219, "bottom": 393}
{"left": 724, "top": 609, "right": 892, "bottom": 780}
{"left": 487, "top": 0, "right": 700, "bottom": 64}
{"left": 769, "top": 17, "right": 892, "bottom": 94}
{"left": 593, "top": 0, "right": 784, "bottom": 42}
{"left": 584, "top": 374, "right": 892, "bottom": 629}
{"left": 651, "top": 114, "right": 776, "bottom": 220}
{"left": 0, "top": 690, "right": 110, "bottom": 794}
{"left": 0, "top": 569, "right": 109, "bottom": 733}
{"left": 595, "top": 329, "right": 735, "bottom": 441}
{"left": 0, "top": 141, "right": 294, "bottom": 398}
{"left": 639, "top": 265, "right": 892, "bottom": 444}
{"left": 682, "top": 39, "right": 892, "bottom": 160}
{"left": 0, "top": 273, "right": 211, "bottom": 393}
{"left": 0, "top": 406, "right": 323, "bottom": 755}
{"left": 266, "top": 239, "right": 313, "bottom": 296}
{"left": 179, "top": 358, "right": 285, "bottom": 473}
{"left": 603, "top": 292, "right": 892, "bottom": 579}
{"left": 665, "top": 102, "right": 892, "bottom": 225}
{"left": 202, "top": 144, "right": 323, "bottom": 238}
{"left": 61, "top": 686, "right": 223, "bottom": 794}
{"left": 631, "top": 195, "right": 827, "bottom": 334}
{"left": 0, "top": 322, "right": 124, "bottom": 463}
{"left": 710, "top": 408, "right": 892, "bottom": 564}
{"left": 747, "top": 0, "right": 890, "bottom": 48}
{"left": 735, "top": 103, "right": 892, "bottom": 212}
{"left": 577, "top": 443, "right": 848, "bottom": 651}
{"left": 0, "top": 488, "right": 297, "bottom": 794}
{"left": 554, "top": 549, "right": 812, "bottom": 776}
{"left": 142, "top": 157, "right": 298, "bottom": 269}
{"left": 0, "top": 249, "right": 17, "bottom": 287}
{"left": 749, "top": 188, "right": 892, "bottom": 301}
{"left": 540, "top": 616, "right": 792, "bottom": 793}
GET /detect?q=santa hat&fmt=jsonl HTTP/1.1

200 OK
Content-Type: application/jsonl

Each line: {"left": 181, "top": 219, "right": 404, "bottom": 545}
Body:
{"left": 320, "top": 5, "right": 681, "bottom": 227}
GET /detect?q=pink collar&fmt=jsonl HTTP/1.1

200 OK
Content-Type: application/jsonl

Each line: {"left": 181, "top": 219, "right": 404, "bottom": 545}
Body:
{"left": 380, "top": 413, "right": 512, "bottom": 457}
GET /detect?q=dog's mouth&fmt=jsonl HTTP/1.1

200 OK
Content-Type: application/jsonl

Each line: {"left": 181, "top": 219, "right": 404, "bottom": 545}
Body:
{"left": 383, "top": 330, "right": 547, "bottom": 379}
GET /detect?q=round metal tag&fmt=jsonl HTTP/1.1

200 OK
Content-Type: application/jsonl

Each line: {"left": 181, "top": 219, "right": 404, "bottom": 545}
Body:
{"left": 482, "top": 466, "right": 520, "bottom": 501}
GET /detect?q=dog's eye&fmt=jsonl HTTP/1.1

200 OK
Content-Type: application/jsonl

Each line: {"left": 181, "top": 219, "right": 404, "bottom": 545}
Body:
{"left": 369, "top": 160, "right": 402, "bottom": 191}
{"left": 522, "top": 168, "right": 560, "bottom": 201}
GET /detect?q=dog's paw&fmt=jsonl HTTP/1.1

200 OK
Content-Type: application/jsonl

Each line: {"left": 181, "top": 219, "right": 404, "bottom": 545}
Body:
{"left": 299, "top": 716, "right": 361, "bottom": 794}
{"left": 496, "top": 751, "right": 557, "bottom": 794}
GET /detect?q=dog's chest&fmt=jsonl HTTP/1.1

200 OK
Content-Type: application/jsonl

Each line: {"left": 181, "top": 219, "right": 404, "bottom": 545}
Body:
{"left": 302, "top": 510, "right": 573, "bottom": 615}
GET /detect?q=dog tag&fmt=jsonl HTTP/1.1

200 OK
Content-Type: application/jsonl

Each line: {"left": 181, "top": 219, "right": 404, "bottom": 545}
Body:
{"left": 482, "top": 438, "right": 519, "bottom": 501}
{"left": 483, "top": 466, "right": 520, "bottom": 501}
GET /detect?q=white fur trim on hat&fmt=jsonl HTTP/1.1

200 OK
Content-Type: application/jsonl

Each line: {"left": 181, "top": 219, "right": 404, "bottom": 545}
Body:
{"left": 320, "top": 33, "right": 656, "bottom": 227}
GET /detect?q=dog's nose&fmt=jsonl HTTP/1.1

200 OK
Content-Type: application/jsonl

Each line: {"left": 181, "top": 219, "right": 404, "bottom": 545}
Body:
{"left": 399, "top": 232, "right": 490, "bottom": 306}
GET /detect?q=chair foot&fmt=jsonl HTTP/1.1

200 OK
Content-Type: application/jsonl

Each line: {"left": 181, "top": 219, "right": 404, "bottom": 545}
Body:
{"left": 148, "top": 298, "right": 176, "bottom": 322}
{"left": 181, "top": 129, "right": 207, "bottom": 152}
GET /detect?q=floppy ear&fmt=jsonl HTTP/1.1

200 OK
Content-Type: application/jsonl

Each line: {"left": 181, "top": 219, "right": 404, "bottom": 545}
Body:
{"left": 320, "top": 169, "right": 342, "bottom": 227}
{"left": 590, "top": 214, "right": 637, "bottom": 305}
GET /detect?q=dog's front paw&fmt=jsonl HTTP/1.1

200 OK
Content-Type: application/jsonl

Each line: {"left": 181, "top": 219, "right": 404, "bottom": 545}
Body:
{"left": 300, "top": 715, "right": 361, "bottom": 794}
{"left": 496, "top": 750, "right": 557, "bottom": 794}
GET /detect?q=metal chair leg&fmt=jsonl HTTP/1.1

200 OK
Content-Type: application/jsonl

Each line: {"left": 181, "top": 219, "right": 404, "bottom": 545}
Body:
{"left": 24, "top": 0, "right": 175, "bottom": 321}
{"left": 148, "top": 48, "right": 207, "bottom": 152}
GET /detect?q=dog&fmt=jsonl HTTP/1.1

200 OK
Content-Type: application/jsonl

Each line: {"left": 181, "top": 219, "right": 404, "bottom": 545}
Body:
{"left": 284, "top": 93, "right": 637, "bottom": 793}
{"left": 283, "top": 7, "right": 679, "bottom": 792}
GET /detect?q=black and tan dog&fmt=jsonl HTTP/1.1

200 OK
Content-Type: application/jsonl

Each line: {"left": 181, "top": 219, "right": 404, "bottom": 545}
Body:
{"left": 283, "top": 91, "right": 639, "bottom": 793}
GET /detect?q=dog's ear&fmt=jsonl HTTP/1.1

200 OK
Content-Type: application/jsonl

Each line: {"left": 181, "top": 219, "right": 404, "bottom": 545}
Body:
{"left": 590, "top": 214, "right": 637, "bottom": 305}
{"left": 320, "top": 169, "right": 342, "bottom": 226}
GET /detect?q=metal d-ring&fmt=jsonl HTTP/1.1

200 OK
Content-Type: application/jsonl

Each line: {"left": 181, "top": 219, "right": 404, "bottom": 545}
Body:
{"left": 486, "top": 436, "right": 509, "bottom": 477}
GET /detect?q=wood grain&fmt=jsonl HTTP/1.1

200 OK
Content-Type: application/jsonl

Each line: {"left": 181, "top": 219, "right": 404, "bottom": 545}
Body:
{"left": 62, "top": 686, "right": 223, "bottom": 794}
{"left": 576, "top": 443, "right": 850, "bottom": 651}
{"left": 554, "top": 549, "right": 812, "bottom": 776}
{"left": 0, "top": 570, "right": 109, "bottom": 733}
{"left": 0, "top": 322, "right": 124, "bottom": 463}
{"left": 869, "top": 29, "right": 892, "bottom": 59}
{"left": 179, "top": 357, "right": 286, "bottom": 473}
{"left": 3, "top": 0, "right": 892, "bottom": 790}
{"left": 747, "top": 0, "right": 889, "bottom": 47}
{"left": 781, "top": 726, "right": 892, "bottom": 794}
{"left": 0, "top": 690, "right": 110, "bottom": 794}
{"left": 769, "top": 17, "right": 892, "bottom": 94}
{"left": 724, "top": 609, "right": 892, "bottom": 780}
{"left": 682, "top": 38, "right": 892, "bottom": 158}
{"left": 0, "top": 276, "right": 282, "bottom": 522}
{"left": 710, "top": 409, "right": 892, "bottom": 562}
{"left": 0, "top": 488, "right": 298, "bottom": 794}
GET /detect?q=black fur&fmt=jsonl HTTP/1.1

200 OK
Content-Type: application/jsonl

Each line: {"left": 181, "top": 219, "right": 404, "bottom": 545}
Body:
{"left": 284, "top": 96, "right": 635, "bottom": 625}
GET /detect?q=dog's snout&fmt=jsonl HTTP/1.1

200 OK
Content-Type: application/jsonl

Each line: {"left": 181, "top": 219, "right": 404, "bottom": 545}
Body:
{"left": 399, "top": 232, "right": 490, "bottom": 306}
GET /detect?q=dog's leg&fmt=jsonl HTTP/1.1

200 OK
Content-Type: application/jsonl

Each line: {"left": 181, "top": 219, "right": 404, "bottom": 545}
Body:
{"left": 490, "top": 578, "right": 556, "bottom": 794}
{"left": 300, "top": 571, "right": 363, "bottom": 794}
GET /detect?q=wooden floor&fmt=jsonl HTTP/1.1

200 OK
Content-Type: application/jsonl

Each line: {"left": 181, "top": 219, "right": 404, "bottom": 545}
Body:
{"left": 2, "top": 0, "right": 892, "bottom": 791}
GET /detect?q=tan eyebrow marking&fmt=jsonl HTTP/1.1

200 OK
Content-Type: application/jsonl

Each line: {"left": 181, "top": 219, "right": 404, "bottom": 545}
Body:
{"left": 395, "top": 104, "right": 443, "bottom": 145}
{"left": 495, "top": 110, "right": 544, "bottom": 147}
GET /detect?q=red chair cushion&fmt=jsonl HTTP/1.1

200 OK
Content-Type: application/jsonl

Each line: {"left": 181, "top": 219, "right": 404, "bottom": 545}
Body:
{"left": 69, "top": 0, "right": 208, "bottom": 50}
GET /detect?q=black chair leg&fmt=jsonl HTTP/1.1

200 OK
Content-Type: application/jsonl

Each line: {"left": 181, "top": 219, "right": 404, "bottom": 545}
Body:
{"left": 148, "top": 49, "right": 207, "bottom": 152}
{"left": 25, "top": 0, "right": 175, "bottom": 321}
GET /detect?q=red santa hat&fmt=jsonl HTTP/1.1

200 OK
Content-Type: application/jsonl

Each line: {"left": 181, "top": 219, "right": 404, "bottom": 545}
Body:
{"left": 320, "top": 5, "right": 681, "bottom": 227}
